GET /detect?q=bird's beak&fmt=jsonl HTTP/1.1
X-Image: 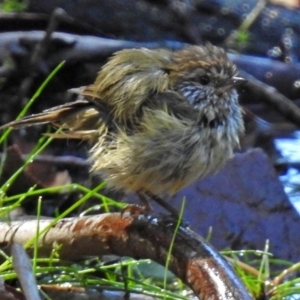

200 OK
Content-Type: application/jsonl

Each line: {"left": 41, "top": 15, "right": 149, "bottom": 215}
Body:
{"left": 216, "top": 77, "right": 247, "bottom": 95}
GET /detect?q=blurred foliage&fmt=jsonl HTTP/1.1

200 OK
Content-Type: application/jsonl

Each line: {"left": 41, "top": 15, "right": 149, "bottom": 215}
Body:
{"left": 0, "top": 0, "right": 27, "bottom": 12}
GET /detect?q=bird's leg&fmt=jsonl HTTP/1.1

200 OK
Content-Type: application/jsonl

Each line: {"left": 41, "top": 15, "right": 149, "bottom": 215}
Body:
{"left": 121, "top": 191, "right": 181, "bottom": 220}
{"left": 121, "top": 192, "right": 152, "bottom": 217}
{"left": 144, "top": 191, "right": 180, "bottom": 220}
{"left": 137, "top": 192, "right": 153, "bottom": 213}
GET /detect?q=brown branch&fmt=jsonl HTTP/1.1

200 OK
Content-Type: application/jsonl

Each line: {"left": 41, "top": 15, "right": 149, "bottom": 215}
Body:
{"left": 0, "top": 213, "right": 253, "bottom": 300}
{"left": 240, "top": 70, "right": 300, "bottom": 127}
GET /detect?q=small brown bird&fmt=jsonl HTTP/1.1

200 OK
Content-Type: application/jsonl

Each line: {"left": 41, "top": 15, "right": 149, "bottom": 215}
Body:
{"left": 1, "top": 44, "right": 245, "bottom": 212}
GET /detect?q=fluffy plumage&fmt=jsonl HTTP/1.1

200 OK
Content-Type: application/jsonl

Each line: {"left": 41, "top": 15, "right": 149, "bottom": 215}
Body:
{"left": 1, "top": 44, "right": 245, "bottom": 195}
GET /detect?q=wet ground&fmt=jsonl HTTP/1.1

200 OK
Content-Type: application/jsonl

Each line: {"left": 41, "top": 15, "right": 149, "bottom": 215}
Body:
{"left": 276, "top": 131, "right": 300, "bottom": 212}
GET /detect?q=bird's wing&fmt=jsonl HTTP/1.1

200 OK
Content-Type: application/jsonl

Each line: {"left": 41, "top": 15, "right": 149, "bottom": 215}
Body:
{"left": 145, "top": 91, "right": 200, "bottom": 123}
{"left": 78, "top": 48, "right": 173, "bottom": 123}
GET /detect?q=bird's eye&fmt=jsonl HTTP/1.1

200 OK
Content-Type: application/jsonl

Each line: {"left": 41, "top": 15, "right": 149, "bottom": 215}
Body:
{"left": 199, "top": 75, "right": 210, "bottom": 85}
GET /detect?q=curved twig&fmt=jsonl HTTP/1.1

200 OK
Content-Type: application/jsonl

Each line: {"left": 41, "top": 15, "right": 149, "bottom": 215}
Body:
{"left": 0, "top": 213, "right": 253, "bottom": 299}
{"left": 240, "top": 70, "right": 300, "bottom": 127}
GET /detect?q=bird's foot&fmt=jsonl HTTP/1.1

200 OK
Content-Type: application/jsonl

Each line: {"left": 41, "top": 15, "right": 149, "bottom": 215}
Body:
{"left": 121, "top": 204, "right": 151, "bottom": 218}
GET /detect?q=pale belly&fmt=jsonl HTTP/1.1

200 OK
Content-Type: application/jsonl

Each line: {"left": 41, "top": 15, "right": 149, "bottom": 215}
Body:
{"left": 90, "top": 125, "right": 236, "bottom": 195}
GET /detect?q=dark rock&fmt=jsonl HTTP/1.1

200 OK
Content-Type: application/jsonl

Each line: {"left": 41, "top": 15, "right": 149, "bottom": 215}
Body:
{"left": 168, "top": 148, "right": 300, "bottom": 262}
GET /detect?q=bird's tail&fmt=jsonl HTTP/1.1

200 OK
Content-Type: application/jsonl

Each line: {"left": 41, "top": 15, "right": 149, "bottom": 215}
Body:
{"left": 0, "top": 100, "right": 109, "bottom": 140}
